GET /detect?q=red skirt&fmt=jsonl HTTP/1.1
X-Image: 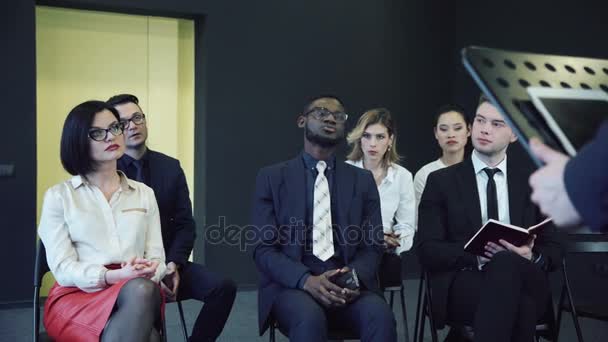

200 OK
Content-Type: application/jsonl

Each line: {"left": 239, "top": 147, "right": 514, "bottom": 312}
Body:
{"left": 43, "top": 276, "right": 165, "bottom": 342}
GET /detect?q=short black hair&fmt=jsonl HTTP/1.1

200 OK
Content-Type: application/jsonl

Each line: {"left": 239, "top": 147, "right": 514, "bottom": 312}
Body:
{"left": 434, "top": 104, "right": 467, "bottom": 126}
{"left": 60, "top": 100, "right": 121, "bottom": 176}
{"left": 107, "top": 94, "right": 140, "bottom": 107}
{"left": 478, "top": 92, "right": 491, "bottom": 107}
{"left": 303, "top": 94, "right": 345, "bottom": 114}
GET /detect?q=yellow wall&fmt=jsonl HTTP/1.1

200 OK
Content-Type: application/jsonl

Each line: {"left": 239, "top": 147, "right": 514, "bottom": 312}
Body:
{"left": 36, "top": 6, "right": 194, "bottom": 293}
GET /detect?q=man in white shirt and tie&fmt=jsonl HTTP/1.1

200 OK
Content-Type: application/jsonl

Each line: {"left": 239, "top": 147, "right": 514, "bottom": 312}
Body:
{"left": 252, "top": 95, "right": 397, "bottom": 341}
{"left": 417, "top": 94, "right": 562, "bottom": 342}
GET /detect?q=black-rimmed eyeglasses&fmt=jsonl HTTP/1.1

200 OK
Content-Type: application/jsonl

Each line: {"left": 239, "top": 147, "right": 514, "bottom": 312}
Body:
{"left": 88, "top": 122, "right": 125, "bottom": 141}
{"left": 305, "top": 107, "right": 348, "bottom": 122}
{"left": 120, "top": 113, "right": 146, "bottom": 129}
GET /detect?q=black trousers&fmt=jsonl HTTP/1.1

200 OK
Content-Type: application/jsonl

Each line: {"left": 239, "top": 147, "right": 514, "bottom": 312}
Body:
{"left": 446, "top": 251, "right": 550, "bottom": 342}
{"left": 271, "top": 289, "right": 397, "bottom": 342}
{"left": 176, "top": 262, "right": 237, "bottom": 342}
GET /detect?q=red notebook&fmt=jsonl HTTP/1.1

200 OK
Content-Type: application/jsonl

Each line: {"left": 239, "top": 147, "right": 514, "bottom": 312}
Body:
{"left": 464, "top": 218, "right": 552, "bottom": 257}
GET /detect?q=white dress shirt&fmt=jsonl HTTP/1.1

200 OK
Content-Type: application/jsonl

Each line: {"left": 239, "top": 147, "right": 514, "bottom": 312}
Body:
{"left": 38, "top": 171, "right": 166, "bottom": 293}
{"left": 413, "top": 158, "right": 447, "bottom": 207}
{"left": 346, "top": 160, "right": 416, "bottom": 254}
{"left": 471, "top": 150, "right": 511, "bottom": 225}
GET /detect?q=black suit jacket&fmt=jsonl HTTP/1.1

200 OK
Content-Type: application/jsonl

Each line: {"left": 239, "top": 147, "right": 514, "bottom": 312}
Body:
{"left": 416, "top": 158, "right": 562, "bottom": 328}
{"left": 252, "top": 155, "right": 385, "bottom": 334}
{"left": 118, "top": 150, "right": 196, "bottom": 266}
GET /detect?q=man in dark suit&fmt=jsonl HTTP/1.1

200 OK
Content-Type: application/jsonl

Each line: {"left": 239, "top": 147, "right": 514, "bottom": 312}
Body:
{"left": 417, "top": 95, "right": 562, "bottom": 342}
{"left": 529, "top": 120, "right": 608, "bottom": 232}
{"left": 252, "top": 95, "right": 396, "bottom": 341}
{"left": 108, "top": 94, "right": 236, "bottom": 342}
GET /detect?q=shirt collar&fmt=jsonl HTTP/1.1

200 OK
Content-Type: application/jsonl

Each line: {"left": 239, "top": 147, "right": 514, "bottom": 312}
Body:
{"left": 118, "top": 149, "right": 148, "bottom": 168}
{"left": 471, "top": 150, "right": 508, "bottom": 177}
{"left": 70, "top": 170, "right": 136, "bottom": 192}
{"left": 348, "top": 158, "right": 396, "bottom": 184}
{"left": 301, "top": 151, "right": 336, "bottom": 171}
{"left": 385, "top": 163, "right": 397, "bottom": 183}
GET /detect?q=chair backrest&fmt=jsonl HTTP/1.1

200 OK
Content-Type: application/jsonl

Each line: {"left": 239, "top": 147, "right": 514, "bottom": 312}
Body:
{"left": 34, "top": 238, "right": 50, "bottom": 287}
{"left": 34, "top": 238, "right": 50, "bottom": 342}
{"left": 561, "top": 238, "right": 608, "bottom": 311}
{"left": 565, "top": 241, "right": 608, "bottom": 254}
{"left": 378, "top": 252, "right": 403, "bottom": 290}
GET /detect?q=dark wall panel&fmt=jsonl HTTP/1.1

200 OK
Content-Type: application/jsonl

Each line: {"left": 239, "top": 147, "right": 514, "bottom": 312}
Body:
{"left": 0, "top": 0, "right": 37, "bottom": 303}
{"left": 201, "top": 0, "right": 453, "bottom": 284}
{"left": 442, "top": 0, "right": 608, "bottom": 172}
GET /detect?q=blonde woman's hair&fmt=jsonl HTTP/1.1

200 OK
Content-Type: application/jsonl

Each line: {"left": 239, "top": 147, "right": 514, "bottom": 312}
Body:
{"left": 346, "top": 108, "right": 401, "bottom": 166}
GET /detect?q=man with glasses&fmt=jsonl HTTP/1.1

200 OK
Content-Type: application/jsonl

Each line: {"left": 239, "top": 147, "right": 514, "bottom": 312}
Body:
{"left": 107, "top": 94, "right": 236, "bottom": 342}
{"left": 252, "top": 95, "right": 396, "bottom": 341}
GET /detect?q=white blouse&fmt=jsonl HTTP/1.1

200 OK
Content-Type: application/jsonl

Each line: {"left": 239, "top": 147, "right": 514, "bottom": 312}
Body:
{"left": 38, "top": 171, "right": 166, "bottom": 293}
{"left": 346, "top": 160, "right": 416, "bottom": 254}
{"left": 413, "top": 159, "right": 447, "bottom": 207}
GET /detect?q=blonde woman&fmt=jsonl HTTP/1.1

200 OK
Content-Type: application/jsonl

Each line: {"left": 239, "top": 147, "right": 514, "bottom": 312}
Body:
{"left": 346, "top": 108, "right": 416, "bottom": 255}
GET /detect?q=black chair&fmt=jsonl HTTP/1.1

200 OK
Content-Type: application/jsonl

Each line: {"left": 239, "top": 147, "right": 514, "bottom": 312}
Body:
{"left": 34, "top": 238, "right": 51, "bottom": 342}
{"left": 269, "top": 318, "right": 359, "bottom": 342}
{"left": 166, "top": 297, "right": 189, "bottom": 341}
{"left": 414, "top": 270, "right": 557, "bottom": 342}
{"left": 555, "top": 241, "right": 608, "bottom": 342}
{"left": 380, "top": 252, "right": 410, "bottom": 342}
{"left": 34, "top": 239, "right": 189, "bottom": 342}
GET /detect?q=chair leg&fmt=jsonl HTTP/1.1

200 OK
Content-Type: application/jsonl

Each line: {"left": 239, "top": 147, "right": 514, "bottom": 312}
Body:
{"left": 162, "top": 314, "right": 168, "bottom": 342}
{"left": 555, "top": 284, "right": 566, "bottom": 342}
{"left": 564, "top": 268, "right": 584, "bottom": 342}
{"left": 390, "top": 290, "right": 395, "bottom": 308}
{"left": 424, "top": 276, "right": 438, "bottom": 342}
{"left": 177, "top": 301, "right": 189, "bottom": 342}
{"left": 400, "top": 285, "right": 410, "bottom": 342}
{"left": 418, "top": 297, "right": 427, "bottom": 342}
{"left": 414, "top": 273, "right": 424, "bottom": 342}
{"left": 34, "top": 286, "right": 40, "bottom": 342}
{"left": 269, "top": 324, "right": 276, "bottom": 342}
{"left": 416, "top": 299, "right": 426, "bottom": 342}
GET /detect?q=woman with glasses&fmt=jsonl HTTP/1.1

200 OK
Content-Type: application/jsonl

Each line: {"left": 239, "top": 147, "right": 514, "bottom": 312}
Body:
{"left": 38, "top": 101, "right": 167, "bottom": 342}
{"left": 413, "top": 105, "right": 470, "bottom": 206}
{"left": 346, "top": 108, "right": 416, "bottom": 276}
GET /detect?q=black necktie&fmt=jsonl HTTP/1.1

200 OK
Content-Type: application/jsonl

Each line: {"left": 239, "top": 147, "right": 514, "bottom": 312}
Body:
{"left": 132, "top": 159, "right": 145, "bottom": 183}
{"left": 483, "top": 168, "right": 500, "bottom": 221}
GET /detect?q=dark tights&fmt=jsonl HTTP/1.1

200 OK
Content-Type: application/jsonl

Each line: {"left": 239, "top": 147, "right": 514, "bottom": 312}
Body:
{"left": 101, "top": 278, "right": 162, "bottom": 342}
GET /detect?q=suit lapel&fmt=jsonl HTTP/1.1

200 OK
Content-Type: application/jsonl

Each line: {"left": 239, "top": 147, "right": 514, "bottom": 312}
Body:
{"left": 283, "top": 157, "right": 307, "bottom": 250}
{"left": 334, "top": 161, "right": 354, "bottom": 260}
{"left": 334, "top": 161, "right": 354, "bottom": 224}
{"left": 146, "top": 150, "right": 162, "bottom": 191}
{"left": 456, "top": 159, "right": 482, "bottom": 231}
{"left": 507, "top": 162, "right": 526, "bottom": 228}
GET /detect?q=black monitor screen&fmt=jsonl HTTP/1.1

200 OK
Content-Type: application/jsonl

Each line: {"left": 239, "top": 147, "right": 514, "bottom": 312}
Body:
{"left": 536, "top": 97, "right": 608, "bottom": 150}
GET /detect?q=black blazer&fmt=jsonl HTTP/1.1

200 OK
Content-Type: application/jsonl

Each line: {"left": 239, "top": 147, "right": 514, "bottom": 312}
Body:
{"left": 416, "top": 158, "right": 562, "bottom": 328}
{"left": 118, "top": 150, "right": 196, "bottom": 266}
{"left": 252, "top": 155, "right": 385, "bottom": 334}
